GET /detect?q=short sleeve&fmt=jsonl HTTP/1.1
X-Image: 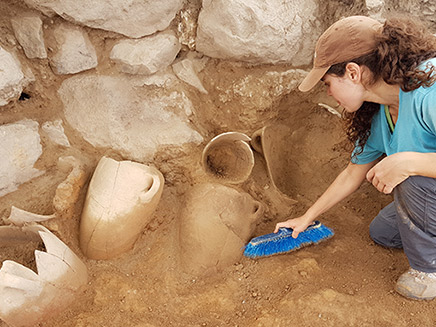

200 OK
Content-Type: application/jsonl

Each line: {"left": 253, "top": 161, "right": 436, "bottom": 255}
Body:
{"left": 421, "top": 89, "right": 436, "bottom": 135}
{"left": 351, "top": 141, "right": 383, "bottom": 165}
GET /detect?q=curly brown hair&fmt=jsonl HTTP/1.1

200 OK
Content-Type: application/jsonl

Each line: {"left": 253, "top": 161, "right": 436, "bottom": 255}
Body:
{"left": 326, "top": 17, "right": 436, "bottom": 156}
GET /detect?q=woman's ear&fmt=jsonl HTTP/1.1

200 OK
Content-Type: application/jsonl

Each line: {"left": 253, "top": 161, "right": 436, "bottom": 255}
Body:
{"left": 345, "top": 62, "right": 362, "bottom": 83}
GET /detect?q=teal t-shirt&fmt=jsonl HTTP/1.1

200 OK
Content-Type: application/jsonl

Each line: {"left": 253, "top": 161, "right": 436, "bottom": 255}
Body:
{"left": 352, "top": 59, "right": 436, "bottom": 164}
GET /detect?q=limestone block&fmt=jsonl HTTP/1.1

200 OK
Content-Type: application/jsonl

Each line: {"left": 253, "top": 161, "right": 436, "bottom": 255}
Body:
{"left": 0, "top": 224, "right": 88, "bottom": 327}
{"left": 80, "top": 156, "right": 164, "bottom": 259}
{"left": 0, "top": 120, "right": 44, "bottom": 197}
{"left": 41, "top": 119, "right": 70, "bottom": 147}
{"left": 58, "top": 74, "right": 203, "bottom": 162}
{"left": 11, "top": 13, "right": 47, "bottom": 59}
{"left": 110, "top": 31, "right": 181, "bottom": 75}
{"left": 179, "top": 183, "right": 263, "bottom": 274}
{"left": 48, "top": 23, "right": 97, "bottom": 75}
{"left": 24, "top": 0, "right": 184, "bottom": 38}
{"left": 172, "top": 53, "right": 208, "bottom": 94}
{"left": 0, "top": 47, "right": 26, "bottom": 106}
{"left": 196, "top": 0, "right": 320, "bottom": 65}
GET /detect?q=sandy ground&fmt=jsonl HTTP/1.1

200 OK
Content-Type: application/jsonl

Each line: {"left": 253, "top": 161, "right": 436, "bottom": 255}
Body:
{"left": 1, "top": 1, "right": 436, "bottom": 327}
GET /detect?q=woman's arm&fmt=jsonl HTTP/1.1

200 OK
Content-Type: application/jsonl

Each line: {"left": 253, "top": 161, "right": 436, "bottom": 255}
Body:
{"left": 366, "top": 151, "right": 436, "bottom": 194}
{"left": 274, "top": 160, "right": 376, "bottom": 238}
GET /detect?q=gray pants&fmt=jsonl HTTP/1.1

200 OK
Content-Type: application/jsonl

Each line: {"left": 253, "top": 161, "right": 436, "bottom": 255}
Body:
{"left": 369, "top": 176, "right": 436, "bottom": 273}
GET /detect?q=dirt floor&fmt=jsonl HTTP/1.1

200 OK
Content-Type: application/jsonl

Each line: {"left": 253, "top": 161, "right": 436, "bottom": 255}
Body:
{"left": 1, "top": 1, "right": 436, "bottom": 327}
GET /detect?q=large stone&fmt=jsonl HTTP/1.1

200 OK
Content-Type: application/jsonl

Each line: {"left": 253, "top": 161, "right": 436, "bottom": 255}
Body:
{"left": 196, "top": 0, "right": 320, "bottom": 65}
{"left": 110, "top": 31, "right": 181, "bottom": 75}
{"left": 11, "top": 12, "right": 47, "bottom": 59}
{"left": 0, "top": 47, "right": 26, "bottom": 106}
{"left": 204, "top": 66, "right": 306, "bottom": 128}
{"left": 389, "top": 0, "right": 436, "bottom": 29}
{"left": 24, "top": 0, "right": 184, "bottom": 38}
{"left": 0, "top": 120, "right": 44, "bottom": 197}
{"left": 48, "top": 23, "right": 97, "bottom": 75}
{"left": 58, "top": 74, "right": 203, "bottom": 162}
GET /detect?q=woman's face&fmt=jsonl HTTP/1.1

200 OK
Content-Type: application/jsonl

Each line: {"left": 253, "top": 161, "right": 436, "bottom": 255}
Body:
{"left": 322, "top": 73, "right": 366, "bottom": 113}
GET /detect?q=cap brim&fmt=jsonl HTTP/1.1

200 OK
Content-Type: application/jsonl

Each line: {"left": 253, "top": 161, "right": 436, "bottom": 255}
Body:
{"left": 298, "top": 66, "right": 330, "bottom": 92}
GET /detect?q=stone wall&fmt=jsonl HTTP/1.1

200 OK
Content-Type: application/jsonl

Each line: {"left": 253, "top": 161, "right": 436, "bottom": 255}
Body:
{"left": 1, "top": 0, "right": 435, "bottom": 224}
{"left": 1, "top": 0, "right": 435, "bottom": 210}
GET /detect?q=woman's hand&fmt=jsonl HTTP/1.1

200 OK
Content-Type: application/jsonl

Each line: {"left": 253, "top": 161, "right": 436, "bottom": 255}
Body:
{"left": 366, "top": 152, "right": 412, "bottom": 194}
{"left": 274, "top": 216, "right": 313, "bottom": 239}
{"left": 272, "top": 161, "right": 374, "bottom": 239}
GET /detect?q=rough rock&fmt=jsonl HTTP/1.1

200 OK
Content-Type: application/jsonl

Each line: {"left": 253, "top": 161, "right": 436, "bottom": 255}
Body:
{"left": 110, "top": 31, "right": 181, "bottom": 75}
{"left": 48, "top": 23, "right": 97, "bottom": 75}
{"left": 24, "top": 0, "right": 184, "bottom": 38}
{"left": 41, "top": 120, "right": 71, "bottom": 147}
{"left": 389, "top": 0, "right": 436, "bottom": 28}
{"left": 0, "top": 47, "right": 26, "bottom": 106}
{"left": 0, "top": 120, "right": 44, "bottom": 197}
{"left": 177, "top": 5, "right": 200, "bottom": 50}
{"left": 207, "top": 67, "right": 306, "bottom": 128}
{"left": 58, "top": 74, "right": 203, "bottom": 162}
{"left": 53, "top": 156, "right": 88, "bottom": 218}
{"left": 366, "top": 0, "right": 385, "bottom": 20}
{"left": 196, "top": 0, "right": 320, "bottom": 65}
{"left": 172, "top": 52, "right": 208, "bottom": 94}
{"left": 11, "top": 12, "right": 47, "bottom": 59}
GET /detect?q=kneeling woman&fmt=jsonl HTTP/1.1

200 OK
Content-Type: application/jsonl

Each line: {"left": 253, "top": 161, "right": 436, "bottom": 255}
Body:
{"left": 275, "top": 15, "right": 436, "bottom": 300}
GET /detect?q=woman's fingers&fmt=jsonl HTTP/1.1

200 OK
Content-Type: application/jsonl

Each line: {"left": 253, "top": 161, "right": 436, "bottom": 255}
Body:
{"left": 291, "top": 229, "right": 300, "bottom": 239}
{"left": 274, "top": 222, "right": 294, "bottom": 233}
{"left": 382, "top": 184, "right": 394, "bottom": 194}
{"left": 274, "top": 221, "right": 307, "bottom": 239}
{"left": 273, "top": 223, "right": 285, "bottom": 233}
{"left": 366, "top": 168, "right": 375, "bottom": 183}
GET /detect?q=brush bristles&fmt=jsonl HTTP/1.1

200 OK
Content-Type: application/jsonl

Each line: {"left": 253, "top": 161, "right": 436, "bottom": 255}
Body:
{"left": 243, "top": 223, "right": 334, "bottom": 258}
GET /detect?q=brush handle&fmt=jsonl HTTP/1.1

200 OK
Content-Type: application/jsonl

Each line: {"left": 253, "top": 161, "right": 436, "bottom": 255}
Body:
{"left": 278, "top": 220, "right": 322, "bottom": 233}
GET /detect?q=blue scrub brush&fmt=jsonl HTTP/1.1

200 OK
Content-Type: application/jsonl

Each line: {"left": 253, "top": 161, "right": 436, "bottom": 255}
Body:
{"left": 243, "top": 221, "right": 334, "bottom": 258}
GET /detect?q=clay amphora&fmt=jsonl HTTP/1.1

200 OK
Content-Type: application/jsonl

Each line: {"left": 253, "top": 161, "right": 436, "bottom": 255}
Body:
{"left": 179, "top": 183, "right": 263, "bottom": 274}
{"left": 202, "top": 132, "right": 254, "bottom": 184}
{"left": 80, "top": 156, "right": 164, "bottom": 259}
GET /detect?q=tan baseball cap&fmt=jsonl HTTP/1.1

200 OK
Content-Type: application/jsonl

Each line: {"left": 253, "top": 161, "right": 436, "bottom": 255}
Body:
{"left": 299, "top": 16, "right": 383, "bottom": 92}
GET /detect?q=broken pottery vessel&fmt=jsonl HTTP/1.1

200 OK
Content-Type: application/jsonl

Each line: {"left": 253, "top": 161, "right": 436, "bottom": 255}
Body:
{"left": 179, "top": 183, "right": 263, "bottom": 274}
{"left": 202, "top": 132, "right": 254, "bottom": 184}
{"left": 5, "top": 206, "right": 56, "bottom": 226}
{"left": 251, "top": 125, "right": 297, "bottom": 203}
{"left": 0, "top": 224, "right": 88, "bottom": 327}
{"left": 80, "top": 156, "right": 164, "bottom": 260}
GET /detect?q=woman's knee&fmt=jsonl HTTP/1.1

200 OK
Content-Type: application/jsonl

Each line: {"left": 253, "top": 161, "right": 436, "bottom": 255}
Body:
{"left": 369, "top": 213, "right": 402, "bottom": 248}
{"left": 396, "top": 176, "right": 436, "bottom": 196}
